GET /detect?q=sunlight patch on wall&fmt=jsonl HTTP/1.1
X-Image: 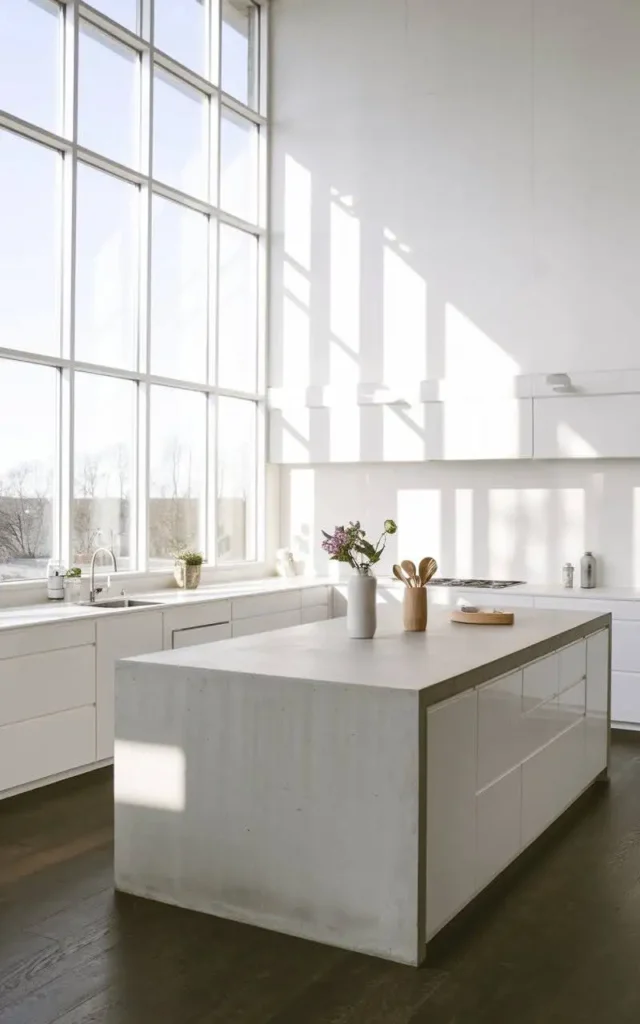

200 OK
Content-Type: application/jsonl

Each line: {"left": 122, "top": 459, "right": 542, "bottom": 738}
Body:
{"left": 330, "top": 197, "right": 360, "bottom": 385}
{"left": 634, "top": 488, "right": 640, "bottom": 587}
{"left": 558, "top": 488, "right": 586, "bottom": 565}
{"left": 288, "top": 467, "right": 315, "bottom": 570}
{"left": 283, "top": 259, "right": 310, "bottom": 306}
{"left": 454, "top": 489, "right": 474, "bottom": 577}
{"left": 383, "top": 243, "right": 427, "bottom": 387}
{"left": 282, "top": 292, "right": 309, "bottom": 388}
{"left": 284, "top": 155, "right": 311, "bottom": 269}
{"left": 556, "top": 423, "right": 598, "bottom": 458}
{"left": 397, "top": 489, "right": 441, "bottom": 565}
{"left": 114, "top": 740, "right": 185, "bottom": 812}
{"left": 445, "top": 305, "right": 519, "bottom": 390}
{"left": 488, "top": 490, "right": 518, "bottom": 580}
{"left": 522, "top": 489, "right": 549, "bottom": 582}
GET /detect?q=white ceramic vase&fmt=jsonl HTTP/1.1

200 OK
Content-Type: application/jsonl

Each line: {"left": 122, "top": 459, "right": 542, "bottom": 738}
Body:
{"left": 347, "top": 572, "right": 377, "bottom": 639}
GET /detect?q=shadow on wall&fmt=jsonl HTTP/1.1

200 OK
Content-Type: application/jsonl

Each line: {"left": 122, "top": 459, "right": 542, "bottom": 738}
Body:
{"left": 282, "top": 460, "right": 640, "bottom": 589}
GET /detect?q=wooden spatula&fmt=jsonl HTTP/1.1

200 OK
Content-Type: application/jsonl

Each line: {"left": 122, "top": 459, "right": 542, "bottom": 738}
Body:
{"left": 419, "top": 557, "right": 438, "bottom": 586}
{"left": 401, "top": 560, "right": 418, "bottom": 587}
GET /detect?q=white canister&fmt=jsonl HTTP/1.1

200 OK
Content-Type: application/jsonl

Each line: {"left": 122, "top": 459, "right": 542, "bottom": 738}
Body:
{"left": 562, "top": 563, "right": 575, "bottom": 589}
{"left": 47, "top": 560, "right": 65, "bottom": 601}
{"left": 347, "top": 572, "right": 377, "bottom": 639}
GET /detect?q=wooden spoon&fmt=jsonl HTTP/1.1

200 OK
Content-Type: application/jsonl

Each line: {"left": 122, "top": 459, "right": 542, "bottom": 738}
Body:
{"left": 392, "top": 564, "right": 412, "bottom": 588}
{"left": 401, "top": 560, "right": 418, "bottom": 587}
{"left": 419, "top": 557, "right": 438, "bottom": 586}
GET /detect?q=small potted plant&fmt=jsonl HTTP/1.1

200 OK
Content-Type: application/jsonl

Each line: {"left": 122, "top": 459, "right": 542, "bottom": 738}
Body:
{"left": 174, "top": 550, "right": 204, "bottom": 590}
{"left": 64, "top": 566, "right": 83, "bottom": 604}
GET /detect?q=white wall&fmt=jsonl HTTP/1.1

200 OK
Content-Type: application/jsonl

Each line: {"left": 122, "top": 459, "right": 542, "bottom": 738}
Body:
{"left": 270, "top": 0, "right": 640, "bottom": 387}
{"left": 281, "top": 460, "right": 640, "bottom": 587}
{"left": 271, "top": 0, "right": 640, "bottom": 584}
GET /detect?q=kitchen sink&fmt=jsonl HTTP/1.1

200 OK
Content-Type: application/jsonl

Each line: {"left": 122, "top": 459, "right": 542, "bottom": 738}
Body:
{"left": 80, "top": 598, "right": 161, "bottom": 609}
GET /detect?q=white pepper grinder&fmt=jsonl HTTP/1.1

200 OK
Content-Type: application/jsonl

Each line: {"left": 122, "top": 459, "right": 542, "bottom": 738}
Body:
{"left": 580, "top": 551, "right": 597, "bottom": 589}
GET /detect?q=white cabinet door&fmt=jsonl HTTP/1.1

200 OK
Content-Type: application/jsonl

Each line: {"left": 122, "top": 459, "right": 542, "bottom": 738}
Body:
{"left": 533, "top": 395, "right": 640, "bottom": 459}
{"left": 431, "top": 398, "right": 533, "bottom": 460}
{"left": 172, "top": 623, "right": 232, "bottom": 649}
{"left": 612, "top": 621, "right": 640, "bottom": 673}
{"left": 301, "top": 605, "right": 328, "bottom": 625}
{"left": 477, "top": 671, "right": 522, "bottom": 790}
{"left": 0, "top": 706, "right": 96, "bottom": 793}
{"left": 426, "top": 690, "right": 477, "bottom": 939}
{"left": 96, "top": 611, "right": 163, "bottom": 760}
{"left": 232, "top": 610, "right": 301, "bottom": 638}
{"left": 476, "top": 767, "right": 521, "bottom": 891}
{"left": 0, "top": 645, "right": 95, "bottom": 727}
{"left": 611, "top": 671, "right": 640, "bottom": 726}
{"left": 585, "top": 630, "right": 609, "bottom": 780}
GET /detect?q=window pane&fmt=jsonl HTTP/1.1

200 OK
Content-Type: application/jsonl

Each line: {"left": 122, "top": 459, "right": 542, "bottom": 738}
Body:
{"left": 220, "top": 109, "right": 257, "bottom": 222}
{"left": 153, "top": 69, "right": 208, "bottom": 199}
{"left": 75, "top": 164, "right": 138, "bottom": 370}
{"left": 0, "top": 130, "right": 60, "bottom": 356}
{"left": 0, "top": 360, "right": 56, "bottom": 581}
{"left": 72, "top": 374, "right": 135, "bottom": 570}
{"left": 155, "top": 0, "right": 207, "bottom": 76}
{"left": 221, "top": 0, "right": 258, "bottom": 108}
{"left": 0, "top": 0, "right": 62, "bottom": 132}
{"left": 78, "top": 23, "right": 139, "bottom": 168}
{"left": 89, "top": 1, "right": 138, "bottom": 33}
{"left": 217, "top": 398, "right": 256, "bottom": 562}
{"left": 151, "top": 196, "right": 208, "bottom": 381}
{"left": 149, "top": 387, "right": 205, "bottom": 566}
{"left": 217, "top": 225, "right": 257, "bottom": 392}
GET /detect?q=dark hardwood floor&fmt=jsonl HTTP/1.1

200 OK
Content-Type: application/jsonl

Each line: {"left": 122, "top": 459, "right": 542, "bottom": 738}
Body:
{"left": 2, "top": 735, "right": 640, "bottom": 1024}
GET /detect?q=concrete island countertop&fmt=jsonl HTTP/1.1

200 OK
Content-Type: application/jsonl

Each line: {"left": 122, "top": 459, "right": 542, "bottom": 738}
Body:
{"left": 124, "top": 605, "right": 611, "bottom": 705}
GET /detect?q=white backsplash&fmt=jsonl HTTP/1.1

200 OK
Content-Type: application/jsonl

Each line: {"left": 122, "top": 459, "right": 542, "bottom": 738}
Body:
{"left": 280, "top": 459, "right": 640, "bottom": 587}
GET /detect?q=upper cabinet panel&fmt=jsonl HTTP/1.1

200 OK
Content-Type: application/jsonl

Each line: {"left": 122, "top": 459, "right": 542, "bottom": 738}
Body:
{"left": 533, "top": 395, "right": 640, "bottom": 459}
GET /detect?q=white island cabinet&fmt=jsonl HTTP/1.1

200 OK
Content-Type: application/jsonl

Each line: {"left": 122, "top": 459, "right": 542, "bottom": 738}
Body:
{"left": 115, "top": 606, "right": 610, "bottom": 966}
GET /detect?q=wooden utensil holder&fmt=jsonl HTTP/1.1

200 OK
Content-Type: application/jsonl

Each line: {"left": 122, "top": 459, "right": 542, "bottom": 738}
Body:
{"left": 403, "top": 587, "right": 427, "bottom": 632}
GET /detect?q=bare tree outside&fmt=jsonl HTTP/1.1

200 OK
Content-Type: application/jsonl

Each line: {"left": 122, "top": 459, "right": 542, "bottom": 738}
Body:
{"left": 149, "top": 436, "right": 199, "bottom": 558}
{"left": 0, "top": 462, "right": 52, "bottom": 579}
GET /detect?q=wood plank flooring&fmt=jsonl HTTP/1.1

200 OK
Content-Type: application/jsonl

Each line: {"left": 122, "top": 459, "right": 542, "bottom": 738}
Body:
{"left": 2, "top": 735, "right": 640, "bottom": 1023}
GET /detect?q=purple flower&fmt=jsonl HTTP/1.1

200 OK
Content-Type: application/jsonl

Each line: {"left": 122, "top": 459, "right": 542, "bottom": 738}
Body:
{"left": 322, "top": 526, "right": 349, "bottom": 556}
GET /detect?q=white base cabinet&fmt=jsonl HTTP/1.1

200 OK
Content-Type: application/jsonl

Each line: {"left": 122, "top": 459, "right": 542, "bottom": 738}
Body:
{"left": 96, "top": 611, "right": 164, "bottom": 761}
{"left": 426, "top": 630, "right": 609, "bottom": 941}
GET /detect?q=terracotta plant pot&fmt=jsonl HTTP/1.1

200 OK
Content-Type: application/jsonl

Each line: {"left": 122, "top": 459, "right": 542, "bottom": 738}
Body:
{"left": 174, "top": 561, "right": 202, "bottom": 590}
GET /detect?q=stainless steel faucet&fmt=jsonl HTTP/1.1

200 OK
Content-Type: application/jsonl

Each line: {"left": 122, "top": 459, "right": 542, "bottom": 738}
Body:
{"left": 89, "top": 547, "right": 118, "bottom": 603}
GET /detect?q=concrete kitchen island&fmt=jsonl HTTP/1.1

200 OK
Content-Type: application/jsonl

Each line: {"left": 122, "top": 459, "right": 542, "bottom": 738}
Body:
{"left": 114, "top": 607, "right": 611, "bottom": 965}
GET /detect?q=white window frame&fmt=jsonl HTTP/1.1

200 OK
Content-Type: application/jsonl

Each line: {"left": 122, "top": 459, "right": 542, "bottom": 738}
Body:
{"left": 0, "top": 0, "right": 269, "bottom": 591}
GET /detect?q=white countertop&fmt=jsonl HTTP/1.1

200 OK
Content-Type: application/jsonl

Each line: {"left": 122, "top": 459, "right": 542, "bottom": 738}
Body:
{"left": 124, "top": 605, "right": 611, "bottom": 702}
{"left": 0, "top": 577, "right": 330, "bottom": 632}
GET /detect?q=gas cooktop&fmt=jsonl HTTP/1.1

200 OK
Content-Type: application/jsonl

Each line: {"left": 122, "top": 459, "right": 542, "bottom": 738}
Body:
{"left": 429, "top": 578, "right": 525, "bottom": 589}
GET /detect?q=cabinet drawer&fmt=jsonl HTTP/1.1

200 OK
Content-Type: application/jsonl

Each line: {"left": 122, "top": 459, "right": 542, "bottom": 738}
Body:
{"left": 0, "top": 645, "right": 95, "bottom": 727}
{"left": 301, "top": 605, "right": 328, "bottom": 625}
{"left": 0, "top": 620, "right": 95, "bottom": 660}
{"left": 301, "top": 586, "right": 329, "bottom": 608}
{"left": 232, "top": 591, "right": 301, "bottom": 620}
{"left": 162, "top": 602, "right": 230, "bottom": 648}
{"left": 476, "top": 767, "right": 521, "bottom": 891}
{"left": 477, "top": 671, "right": 522, "bottom": 790}
{"left": 611, "top": 671, "right": 640, "bottom": 725}
{"left": 0, "top": 706, "right": 96, "bottom": 793}
{"left": 612, "top": 621, "right": 640, "bottom": 673}
{"left": 232, "top": 610, "right": 301, "bottom": 638}
{"left": 523, "top": 654, "right": 558, "bottom": 713}
{"left": 521, "top": 720, "right": 584, "bottom": 847}
{"left": 172, "top": 623, "right": 232, "bottom": 649}
{"left": 558, "top": 640, "right": 586, "bottom": 692}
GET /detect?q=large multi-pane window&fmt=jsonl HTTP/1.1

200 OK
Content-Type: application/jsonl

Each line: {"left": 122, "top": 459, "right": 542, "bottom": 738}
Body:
{"left": 0, "top": 0, "right": 265, "bottom": 582}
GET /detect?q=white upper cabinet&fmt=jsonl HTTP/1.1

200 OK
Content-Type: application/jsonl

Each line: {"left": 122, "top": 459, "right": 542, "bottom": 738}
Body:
{"left": 533, "top": 395, "right": 640, "bottom": 459}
